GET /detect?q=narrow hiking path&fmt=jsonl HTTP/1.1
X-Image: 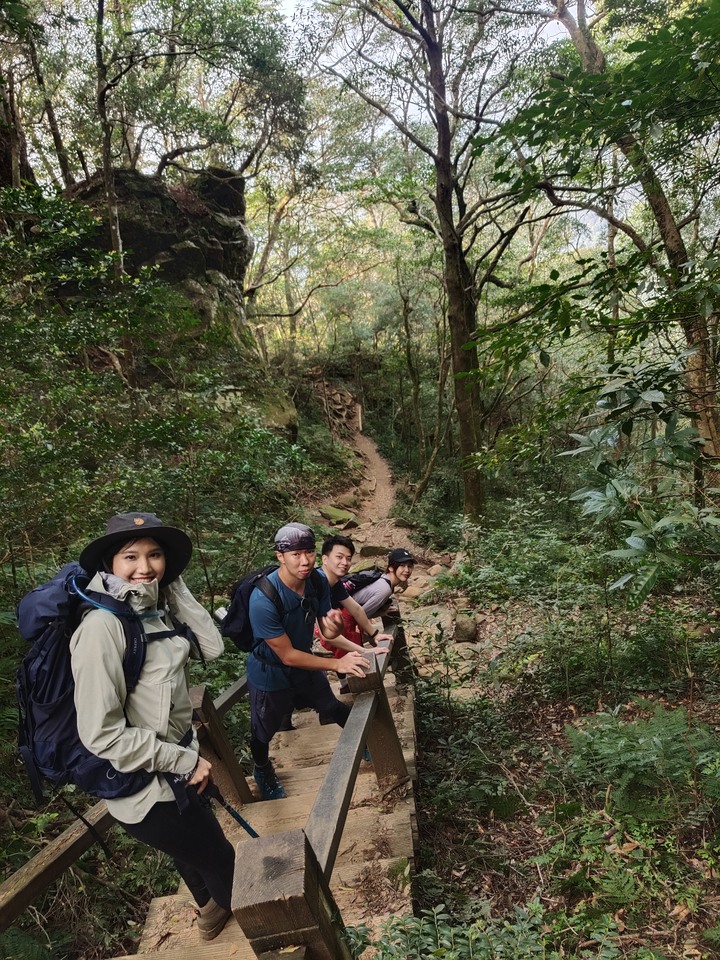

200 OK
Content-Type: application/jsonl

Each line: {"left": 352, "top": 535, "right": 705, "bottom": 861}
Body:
{"left": 129, "top": 411, "right": 429, "bottom": 956}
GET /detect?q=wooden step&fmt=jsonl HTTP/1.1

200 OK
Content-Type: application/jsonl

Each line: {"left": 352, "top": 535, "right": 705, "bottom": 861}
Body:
{"left": 122, "top": 680, "right": 416, "bottom": 957}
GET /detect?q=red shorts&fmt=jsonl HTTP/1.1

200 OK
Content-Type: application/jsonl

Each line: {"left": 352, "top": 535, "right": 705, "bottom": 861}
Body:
{"left": 315, "top": 607, "right": 363, "bottom": 654}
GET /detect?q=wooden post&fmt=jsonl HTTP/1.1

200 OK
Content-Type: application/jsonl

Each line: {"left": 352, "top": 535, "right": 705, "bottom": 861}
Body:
{"left": 190, "top": 685, "right": 254, "bottom": 804}
{"left": 233, "top": 829, "right": 352, "bottom": 960}
{"left": 384, "top": 619, "right": 414, "bottom": 686}
{"left": 346, "top": 656, "right": 409, "bottom": 789}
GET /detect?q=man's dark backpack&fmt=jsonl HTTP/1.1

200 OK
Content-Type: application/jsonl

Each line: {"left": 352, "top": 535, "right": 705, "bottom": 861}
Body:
{"left": 220, "top": 564, "right": 325, "bottom": 651}
{"left": 342, "top": 568, "right": 386, "bottom": 596}
{"left": 16, "top": 562, "right": 179, "bottom": 803}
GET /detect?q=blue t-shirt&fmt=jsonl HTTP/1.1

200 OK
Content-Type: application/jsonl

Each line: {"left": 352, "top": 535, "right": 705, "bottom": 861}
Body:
{"left": 247, "top": 569, "right": 331, "bottom": 691}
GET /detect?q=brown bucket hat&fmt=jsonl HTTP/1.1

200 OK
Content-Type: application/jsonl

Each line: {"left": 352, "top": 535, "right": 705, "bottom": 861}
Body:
{"left": 79, "top": 512, "right": 192, "bottom": 586}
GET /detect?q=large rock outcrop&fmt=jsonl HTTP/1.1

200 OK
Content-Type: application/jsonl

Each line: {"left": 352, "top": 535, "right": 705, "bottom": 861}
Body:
{"left": 67, "top": 167, "right": 254, "bottom": 340}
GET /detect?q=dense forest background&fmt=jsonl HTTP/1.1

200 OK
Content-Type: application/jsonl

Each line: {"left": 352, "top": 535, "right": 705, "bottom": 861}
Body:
{"left": 3, "top": 0, "right": 720, "bottom": 957}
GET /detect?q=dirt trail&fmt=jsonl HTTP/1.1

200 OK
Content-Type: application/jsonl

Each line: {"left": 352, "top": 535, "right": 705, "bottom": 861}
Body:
{"left": 312, "top": 396, "right": 439, "bottom": 564}
{"left": 354, "top": 431, "right": 396, "bottom": 522}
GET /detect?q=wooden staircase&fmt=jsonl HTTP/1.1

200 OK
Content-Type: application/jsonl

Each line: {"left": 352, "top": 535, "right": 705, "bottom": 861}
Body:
{"left": 114, "top": 674, "right": 416, "bottom": 959}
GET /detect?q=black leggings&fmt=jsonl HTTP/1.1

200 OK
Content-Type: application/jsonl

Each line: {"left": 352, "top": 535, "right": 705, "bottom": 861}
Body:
{"left": 117, "top": 788, "right": 235, "bottom": 910}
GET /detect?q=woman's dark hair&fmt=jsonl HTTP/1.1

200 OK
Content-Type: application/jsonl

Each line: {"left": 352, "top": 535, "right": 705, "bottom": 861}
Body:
{"left": 102, "top": 536, "right": 166, "bottom": 573}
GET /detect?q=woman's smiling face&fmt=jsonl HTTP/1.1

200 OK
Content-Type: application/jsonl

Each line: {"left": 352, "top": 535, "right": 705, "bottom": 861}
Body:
{"left": 111, "top": 537, "right": 166, "bottom": 585}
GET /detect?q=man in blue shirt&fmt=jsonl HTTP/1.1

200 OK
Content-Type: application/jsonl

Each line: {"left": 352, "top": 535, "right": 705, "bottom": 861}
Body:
{"left": 247, "top": 523, "right": 370, "bottom": 800}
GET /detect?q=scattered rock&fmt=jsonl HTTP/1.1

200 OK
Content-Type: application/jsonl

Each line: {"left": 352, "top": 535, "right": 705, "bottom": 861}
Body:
{"left": 320, "top": 505, "right": 356, "bottom": 524}
{"left": 393, "top": 517, "right": 415, "bottom": 529}
{"left": 428, "top": 564, "right": 449, "bottom": 577}
{"left": 343, "top": 518, "right": 360, "bottom": 530}
{"left": 359, "top": 544, "right": 389, "bottom": 557}
{"left": 453, "top": 613, "right": 477, "bottom": 643}
{"left": 334, "top": 493, "right": 358, "bottom": 510}
{"left": 454, "top": 642, "right": 480, "bottom": 660}
{"left": 400, "top": 586, "right": 424, "bottom": 600}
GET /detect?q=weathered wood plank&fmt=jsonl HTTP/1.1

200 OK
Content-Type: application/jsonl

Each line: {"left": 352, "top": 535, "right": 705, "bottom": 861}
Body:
{"left": 191, "top": 685, "right": 253, "bottom": 804}
{"left": 365, "top": 682, "right": 410, "bottom": 788}
{"left": 213, "top": 675, "right": 249, "bottom": 719}
{"left": 232, "top": 829, "right": 352, "bottom": 960}
{"left": 0, "top": 803, "right": 114, "bottom": 931}
{"left": 304, "top": 692, "right": 376, "bottom": 879}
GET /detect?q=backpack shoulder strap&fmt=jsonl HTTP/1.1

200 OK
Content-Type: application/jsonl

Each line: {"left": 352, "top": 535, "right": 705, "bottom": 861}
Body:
{"left": 256, "top": 575, "right": 285, "bottom": 621}
{"left": 309, "top": 568, "right": 325, "bottom": 595}
{"left": 77, "top": 593, "right": 148, "bottom": 694}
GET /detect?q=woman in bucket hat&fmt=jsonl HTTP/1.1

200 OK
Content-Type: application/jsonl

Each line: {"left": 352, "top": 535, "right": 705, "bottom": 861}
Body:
{"left": 71, "top": 512, "right": 234, "bottom": 941}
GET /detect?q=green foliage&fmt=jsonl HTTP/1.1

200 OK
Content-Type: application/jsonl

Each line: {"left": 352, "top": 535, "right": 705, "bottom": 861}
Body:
{"left": 0, "top": 927, "right": 55, "bottom": 960}
{"left": 559, "top": 356, "right": 720, "bottom": 609}
{"left": 369, "top": 900, "right": 624, "bottom": 959}
{"left": 431, "top": 495, "right": 591, "bottom": 606}
{"left": 564, "top": 706, "right": 720, "bottom": 821}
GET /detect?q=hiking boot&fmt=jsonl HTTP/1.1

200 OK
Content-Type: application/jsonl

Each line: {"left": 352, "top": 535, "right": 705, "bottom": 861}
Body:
{"left": 253, "top": 763, "right": 286, "bottom": 800}
{"left": 196, "top": 899, "right": 231, "bottom": 941}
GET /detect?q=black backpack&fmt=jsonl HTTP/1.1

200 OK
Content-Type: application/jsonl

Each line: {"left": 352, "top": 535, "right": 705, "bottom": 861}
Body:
{"left": 220, "top": 564, "right": 325, "bottom": 651}
{"left": 342, "top": 568, "right": 386, "bottom": 596}
{"left": 16, "top": 562, "right": 183, "bottom": 802}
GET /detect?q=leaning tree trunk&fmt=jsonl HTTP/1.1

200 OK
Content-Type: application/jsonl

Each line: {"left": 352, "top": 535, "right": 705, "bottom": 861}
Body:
{"left": 556, "top": 0, "right": 720, "bottom": 458}
{"left": 27, "top": 37, "right": 75, "bottom": 188}
{"left": 0, "top": 68, "right": 35, "bottom": 188}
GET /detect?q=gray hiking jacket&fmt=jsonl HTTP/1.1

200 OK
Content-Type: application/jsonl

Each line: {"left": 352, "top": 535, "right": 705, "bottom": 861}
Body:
{"left": 70, "top": 573, "right": 224, "bottom": 823}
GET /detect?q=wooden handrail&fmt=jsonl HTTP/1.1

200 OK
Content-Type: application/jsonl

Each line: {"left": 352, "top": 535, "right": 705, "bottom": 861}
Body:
{"left": 0, "top": 671, "right": 252, "bottom": 932}
{"left": 232, "top": 624, "right": 412, "bottom": 959}
{"left": 1, "top": 620, "right": 414, "bottom": 949}
{"left": 0, "top": 803, "right": 115, "bottom": 931}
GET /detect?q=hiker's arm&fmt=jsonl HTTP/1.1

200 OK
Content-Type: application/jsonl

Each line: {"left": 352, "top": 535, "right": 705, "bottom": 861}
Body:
{"left": 264, "top": 632, "right": 369, "bottom": 677}
{"left": 318, "top": 622, "right": 388, "bottom": 654}
{"left": 340, "top": 597, "right": 392, "bottom": 644}
{"left": 163, "top": 576, "right": 224, "bottom": 660}
{"left": 316, "top": 607, "right": 344, "bottom": 639}
{"left": 71, "top": 613, "right": 199, "bottom": 777}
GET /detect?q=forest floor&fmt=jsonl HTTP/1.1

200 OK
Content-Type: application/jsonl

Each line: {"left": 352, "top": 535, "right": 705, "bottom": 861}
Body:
{"left": 305, "top": 403, "right": 720, "bottom": 959}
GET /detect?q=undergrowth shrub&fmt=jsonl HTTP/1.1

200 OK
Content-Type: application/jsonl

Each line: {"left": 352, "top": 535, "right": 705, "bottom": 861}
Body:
{"left": 564, "top": 705, "right": 720, "bottom": 821}
{"left": 358, "top": 900, "right": 629, "bottom": 959}
{"left": 489, "top": 605, "right": 713, "bottom": 711}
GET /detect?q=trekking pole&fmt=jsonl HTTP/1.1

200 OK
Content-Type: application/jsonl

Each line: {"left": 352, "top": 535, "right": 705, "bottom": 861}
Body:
{"left": 205, "top": 782, "right": 259, "bottom": 838}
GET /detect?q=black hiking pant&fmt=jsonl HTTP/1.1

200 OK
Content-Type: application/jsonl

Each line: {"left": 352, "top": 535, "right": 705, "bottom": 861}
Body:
{"left": 249, "top": 672, "right": 351, "bottom": 767}
{"left": 117, "top": 787, "right": 235, "bottom": 910}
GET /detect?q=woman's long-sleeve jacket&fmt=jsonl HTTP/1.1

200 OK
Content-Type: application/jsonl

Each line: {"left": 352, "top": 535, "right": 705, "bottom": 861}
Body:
{"left": 70, "top": 572, "right": 224, "bottom": 823}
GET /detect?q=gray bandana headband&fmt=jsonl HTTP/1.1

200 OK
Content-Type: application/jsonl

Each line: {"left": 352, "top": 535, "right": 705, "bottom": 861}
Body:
{"left": 274, "top": 523, "right": 316, "bottom": 553}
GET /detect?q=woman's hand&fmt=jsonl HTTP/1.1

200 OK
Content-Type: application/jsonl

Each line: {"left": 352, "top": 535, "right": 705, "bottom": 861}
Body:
{"left": 188, "top": 755, "right": 213, "bottom": 794}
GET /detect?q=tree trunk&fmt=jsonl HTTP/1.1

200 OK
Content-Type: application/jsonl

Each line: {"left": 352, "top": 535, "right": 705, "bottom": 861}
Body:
{"left": 399, "top": 284, "right": 426, "bottom": 470}
{"left": 556, "top": 1, "right": 720, "bottom": 457}
{"left": 95, "top": 0, "right": 124, "bottom": 277}
{"left": 421, "top": 0, "right": 484, "bottom": 517}
{"left": 0, "top": 68, "right": 34, "bottom": 188}
{"left": 282, "top": 237, "right": 297, "bottom": 378}
{"left": 27, "top": 37, "right": 75, "bottom": 187}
